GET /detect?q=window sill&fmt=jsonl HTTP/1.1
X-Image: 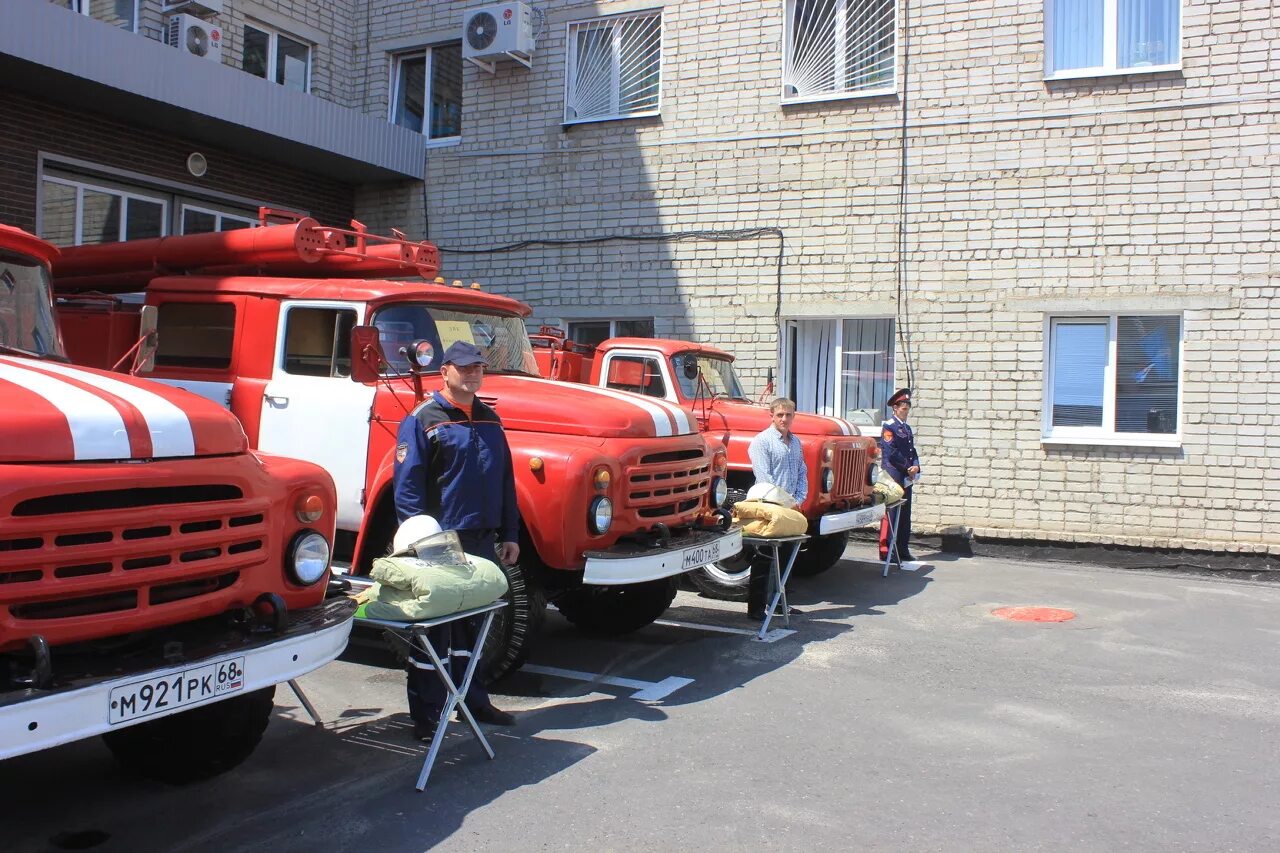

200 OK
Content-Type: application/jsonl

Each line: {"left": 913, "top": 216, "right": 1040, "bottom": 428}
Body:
{"left": 781, "top": 86, "right": 896, "bottom": 106}
{"left": 424, "top": 136, "right": 461, "bottom": 149}
{"left": 1044, "top": 63, "right": 1182, "bottom": 82}
{"left": 562, "top": 110, "right": 661, "bottom": 127}
{"left": 1041, "top": 434, "right": 1182, "bottom": 450}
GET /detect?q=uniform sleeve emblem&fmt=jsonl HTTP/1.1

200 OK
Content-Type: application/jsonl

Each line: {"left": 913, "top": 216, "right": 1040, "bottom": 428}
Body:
{"left": 395, "top": 442, "right": 409, "bottom": 463}
{"left": 882, "top": 428, "right": 894, "bottom": 443}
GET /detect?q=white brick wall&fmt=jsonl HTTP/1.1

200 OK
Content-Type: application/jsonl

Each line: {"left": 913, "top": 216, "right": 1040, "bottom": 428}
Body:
{"left": 195, "top": 0, "right": 1278, "bottom": 555}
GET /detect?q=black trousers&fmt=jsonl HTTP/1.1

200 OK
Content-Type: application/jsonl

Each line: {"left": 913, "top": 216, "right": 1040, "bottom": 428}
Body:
{"left": 405, "top": 529, "right": 497, "bottom": 723}
{"left": 746, "top": 545, "right": 776, "bottom": 614}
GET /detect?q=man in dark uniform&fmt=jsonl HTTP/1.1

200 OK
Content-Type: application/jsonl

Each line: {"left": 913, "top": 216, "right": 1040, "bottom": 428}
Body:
{"left": 393, "top": 340, "right": 519, "bottom": 740}
{"left": 878, "top": 388, "right": 921, "bottom": 563}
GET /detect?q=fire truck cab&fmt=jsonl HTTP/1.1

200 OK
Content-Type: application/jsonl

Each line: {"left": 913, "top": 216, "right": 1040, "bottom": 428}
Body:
{"left": 0, "top": 224, "right": 352, "bottom": 782}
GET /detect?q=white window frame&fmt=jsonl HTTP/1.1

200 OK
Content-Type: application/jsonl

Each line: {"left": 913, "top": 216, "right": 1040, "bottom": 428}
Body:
{"left": 563, "top": 10, "right": 664, "bottom": 126}
{"left": 566, "top": 318, "right": 655, "bottom": 346}
{"left": 62, "top": 0, "right": 140, "bottom": 33}
{"left": 41, "top": 174, "right": 169, "bottom": 246}
{"left": 1042, "top": 314, "right": 1184, "bottom": 448}
{"left": 389, "top": 45, "right": 463, "bottom": 147}
{"left": 1044, "top": 0, "right": 1182, "bottom": 80}
{"left": 243, "top": 20, "right": 312, "bottom": 93}
{"left": 179, "top": 203, "right": 259, "bottom": 234}
{"left": 781, "top": 0, "right": 898, "bottom": 105}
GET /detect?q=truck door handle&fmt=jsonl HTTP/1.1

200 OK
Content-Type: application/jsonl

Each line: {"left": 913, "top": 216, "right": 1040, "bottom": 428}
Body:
{"left": 264, "top": 394, "right": 290, "bottom": 407}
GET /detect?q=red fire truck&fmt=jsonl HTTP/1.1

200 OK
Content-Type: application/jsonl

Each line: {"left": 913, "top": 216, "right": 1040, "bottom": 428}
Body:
{"left": 533, "top": 332, "right": 883, "bottom": 600}
{"left": 52, "top": 217, "right": 741, "bottom": 680}
{"left": 0, "top": 224, "right": 352, "bottom": 782}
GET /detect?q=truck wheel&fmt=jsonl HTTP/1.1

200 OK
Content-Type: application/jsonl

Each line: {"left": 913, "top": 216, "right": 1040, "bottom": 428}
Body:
{"left": 554, "top": 577, "right": 679, "bottom": 635}
{"left": 481, "top": 557, "right": 546, "bottom": 684}
{"left": 101, "top": 686, "right": 275, "bottom": 784}
{"left": 790, "top": 531, "right": 849, "bottom": 577}
{"left": 687, "top": 550, "right": 753, "bottom": 601}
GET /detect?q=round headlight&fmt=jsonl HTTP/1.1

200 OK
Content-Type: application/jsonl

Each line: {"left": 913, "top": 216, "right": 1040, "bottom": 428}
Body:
{"left": 410, "top": 339, "right": 435, "bottom": 368}
{"left": 867, "top": 465, "right": 880, "bottom": 485}
{"left": 822, "top": 468, "right": 835, "bottom": 493}
{"left": 288, "top": 531, "right": 330, "bottom": 585}
{"left": 711, "top": 476, "right": 728, "bottom": 507}
{"left": 589, "top": 496, "right": 613, "bottom": 535}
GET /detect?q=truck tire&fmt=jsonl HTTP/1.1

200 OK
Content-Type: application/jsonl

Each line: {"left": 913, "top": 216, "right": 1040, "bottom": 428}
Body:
{"left": 101, "top": 686, "right": 275, "bottom": 784}
{"left": 554, "top": 577, "right": 679, "bottom": 635}
{"left": 481, "top": 556, "right": 546, "bottom": 684}
{"left": 687, "top": 551, "right": 752, "bottom": 601}
{"left": 789, "top": 531, "right": 849, "bottom": 577}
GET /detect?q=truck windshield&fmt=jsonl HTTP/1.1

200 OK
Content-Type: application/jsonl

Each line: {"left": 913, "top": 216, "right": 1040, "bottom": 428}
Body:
{"left": 370, "top": 303, "right": 537, "bottom": 375}
{"left": 0, "top": 250, "right": 64, "bottom": 359}
{"left": 672, "top": 353, "right": 747, "bottom": 401}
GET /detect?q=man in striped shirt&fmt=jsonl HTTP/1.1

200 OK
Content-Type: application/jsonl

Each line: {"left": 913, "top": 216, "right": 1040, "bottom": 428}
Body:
{"left": 744, "top": 398, "right": 809, "bottom": 619}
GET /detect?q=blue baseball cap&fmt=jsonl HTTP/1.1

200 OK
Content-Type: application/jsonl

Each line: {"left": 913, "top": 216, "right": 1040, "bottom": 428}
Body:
{"left": 442, "top": 340, "right": 488, "bottom": 367}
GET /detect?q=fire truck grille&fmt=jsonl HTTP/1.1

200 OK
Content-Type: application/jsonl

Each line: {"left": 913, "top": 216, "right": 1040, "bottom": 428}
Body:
{"left": 0, "top": 486, "right": 268, "bottom": 625}
{"left": 831, "top": 445, "right": 870, "bottom": 501}
{"left": 626, "top": 453, "right": 711, "bottom": 523}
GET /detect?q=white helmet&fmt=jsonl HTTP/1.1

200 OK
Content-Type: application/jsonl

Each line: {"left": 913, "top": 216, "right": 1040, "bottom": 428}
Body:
{"left": 392, "top": 515, "right": 443, "bottom": 555}
{"left": 745, "top": 483, "right": 798, "bottom": 508}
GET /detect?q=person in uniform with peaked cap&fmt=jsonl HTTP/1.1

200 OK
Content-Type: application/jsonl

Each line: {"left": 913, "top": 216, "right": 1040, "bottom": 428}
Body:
{"left": 878, "top": 388, "right": 921, "bottom": 562}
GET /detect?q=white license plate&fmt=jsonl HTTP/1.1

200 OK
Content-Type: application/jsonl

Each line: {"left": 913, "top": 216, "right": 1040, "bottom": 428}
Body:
{"left": 681, "top": 539, "right": 722, "bottom": 570}
{"left": 108, "top": 656, "right": 245, "bottom": 726}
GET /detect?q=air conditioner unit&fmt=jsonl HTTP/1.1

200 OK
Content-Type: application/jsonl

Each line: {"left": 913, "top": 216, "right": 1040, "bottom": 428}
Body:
{"left": 462, "top": 2, "right": 535, "bottom": 73}
{"left": 167, "top": 13, "right": 223, "bottom": 62}
{"left": 162, "top": 0, "right": 223, "bottom": 17}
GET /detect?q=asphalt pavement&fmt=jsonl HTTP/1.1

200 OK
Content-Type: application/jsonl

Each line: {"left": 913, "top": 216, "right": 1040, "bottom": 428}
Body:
{"left": 4, "top": 544, "right": 1279, "bottom": 852}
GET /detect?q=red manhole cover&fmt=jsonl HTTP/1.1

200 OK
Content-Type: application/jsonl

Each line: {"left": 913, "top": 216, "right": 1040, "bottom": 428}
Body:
{"left": 991, "top": 606, "right": 1076, "bottom": 622}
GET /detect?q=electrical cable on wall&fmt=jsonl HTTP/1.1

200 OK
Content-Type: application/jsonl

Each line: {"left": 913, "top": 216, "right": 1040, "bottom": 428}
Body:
{"left": 895, "top": 0, "right": 917, "bottom": 393}
{"left": 436, "top": 225, "right": 785, "bottom": 356}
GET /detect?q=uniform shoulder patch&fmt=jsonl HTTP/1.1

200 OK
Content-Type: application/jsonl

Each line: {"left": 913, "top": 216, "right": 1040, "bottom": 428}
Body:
{"left": 395, "top": 442, "right": 409, "bottom": 463}
{"left": 882, "top": 428, "right": 894, "bottom": 443}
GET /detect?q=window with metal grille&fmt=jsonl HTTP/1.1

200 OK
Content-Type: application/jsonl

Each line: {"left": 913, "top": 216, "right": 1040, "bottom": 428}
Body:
{"left": 564, "top": 12, "right": 662, "bottom": 124}
{"left": 783, "top": 0, "right": 896, "bottom": 103}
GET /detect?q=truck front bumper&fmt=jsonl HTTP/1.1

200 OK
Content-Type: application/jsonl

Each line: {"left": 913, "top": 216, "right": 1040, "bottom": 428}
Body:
{"left": 583, "top": 527, "right": 743, "bottom": 586}
{"left": 0, "top": 597, "right": 354, "bottom": 761}
{"left": 818, "top": 503, "right": 886, "bottom": 536}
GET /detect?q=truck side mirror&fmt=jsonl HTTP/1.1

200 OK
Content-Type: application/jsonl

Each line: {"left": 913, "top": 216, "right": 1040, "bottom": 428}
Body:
{"left": 681, "top": 357, "right": 699, "bottom": 381}
{"left": 134, "top": 305, "right": 158, "bottom": 374}
{"left": 349, "top": 325, "right": 386, "bottom": 384}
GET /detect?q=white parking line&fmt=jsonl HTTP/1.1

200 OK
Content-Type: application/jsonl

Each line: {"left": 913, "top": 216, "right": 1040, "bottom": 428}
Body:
{"left": 520, "top": 664, "right": 694, "bottom": 701}
{"left": 654, "top": 617, "right": 797, "bottom": 644}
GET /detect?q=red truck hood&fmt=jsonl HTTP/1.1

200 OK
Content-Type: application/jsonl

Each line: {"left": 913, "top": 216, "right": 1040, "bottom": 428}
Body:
{"left": 0, "top": 356, "right": 247, "bottom": 462}
{"left": 702, "top": 399, "right": 863, "bottom": 437}
{"left": 483, "top": 375, "right": 698, "bottom": 438}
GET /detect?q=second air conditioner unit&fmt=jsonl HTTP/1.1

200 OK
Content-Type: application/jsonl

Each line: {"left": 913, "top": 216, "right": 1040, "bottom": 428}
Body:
{"left": 167, "top": 13, "right": 224, "bottom": 62}
{"left": 462, "top": 2, "right": 535, "bottom": 72}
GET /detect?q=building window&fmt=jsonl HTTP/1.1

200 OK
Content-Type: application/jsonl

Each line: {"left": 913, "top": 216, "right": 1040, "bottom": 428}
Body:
{"left": 1046, "top": 0, "right": 1181, "bottom": 78}
{"left": 840, "top": 317, "right": 895, "bottom": 419}
{"left": 782, "top": 0, "right": 896, "bottom": 102}
{"left": 564, "top": 12, "right": 662, "bottom": 124}
{"left": 243, "top": 22, "right": 311, "bottom": 92}
{"left": 40, "top": 175, "right": 167, "bottom": 247}
{"left": 1045, "top": 315, "right": 1181, "bottom": 444}
{"left": 391, "top": 44, "right": 463, "bottom": 141}
{"left": 180, "top": 204, "right": 257, "bottom": 234}
{"left": 568, "top": 318, "right": 654, "bottom": 348}
{"left": 55, "top": 0, "right": 138, "bottom": 32}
